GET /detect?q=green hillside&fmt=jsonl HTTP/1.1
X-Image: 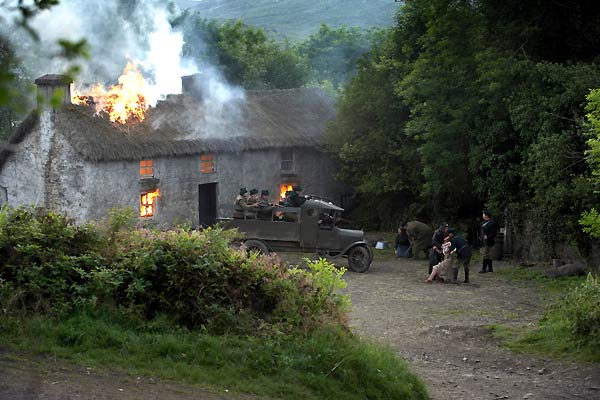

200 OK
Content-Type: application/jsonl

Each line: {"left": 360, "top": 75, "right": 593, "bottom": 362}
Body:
{"left": 176, "top": 0, "right": 402, "bottom": 40}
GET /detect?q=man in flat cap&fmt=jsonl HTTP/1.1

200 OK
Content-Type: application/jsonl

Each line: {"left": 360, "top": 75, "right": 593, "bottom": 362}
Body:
{"left": 233, "top": 187, "right": 256, "bottom": 219}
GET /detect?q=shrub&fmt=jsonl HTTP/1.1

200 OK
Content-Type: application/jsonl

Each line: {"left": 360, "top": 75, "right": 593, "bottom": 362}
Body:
{"left": 0, "top": 207, "right": 351, "bottom": 334}
{"left": 545, "top": 273, "right": 600, "bottom": 347}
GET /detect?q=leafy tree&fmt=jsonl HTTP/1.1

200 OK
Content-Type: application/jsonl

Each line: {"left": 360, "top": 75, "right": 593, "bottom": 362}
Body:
{"left": 330, "top": 0, "right": 600, "bottom": 244}
{"left": 179, "top": 16, "right": 308, "bottom": 89}
{"left": 581, "top": 89, "right": 600, "bottom": 238}
{"left": 297, "top": 24, "right": 382, "bottom": 90}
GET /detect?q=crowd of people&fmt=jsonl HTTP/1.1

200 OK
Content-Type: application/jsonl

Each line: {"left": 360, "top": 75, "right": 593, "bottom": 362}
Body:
{"left": 395, "top": 210, "right": 498, "bottom": 284}
{"left": 233, "top": 185, "right": 309, "bottom": 220}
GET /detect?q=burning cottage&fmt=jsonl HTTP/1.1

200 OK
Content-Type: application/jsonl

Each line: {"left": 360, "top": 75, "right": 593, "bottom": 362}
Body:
{"left": 0, "top": 73, "right": 350, "bottom": 227}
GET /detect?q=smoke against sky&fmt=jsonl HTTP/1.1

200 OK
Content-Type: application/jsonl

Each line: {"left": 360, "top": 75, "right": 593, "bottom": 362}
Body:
{"left": 1, "top": 0, "right": 243, "bottom": 108}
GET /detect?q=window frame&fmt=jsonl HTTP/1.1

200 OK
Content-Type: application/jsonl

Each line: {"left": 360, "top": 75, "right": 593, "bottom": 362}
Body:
{"left": 280, "top": 149, "right": 294, "bottom": 172}
{"left": 200, "top": 153, "right": 216, "bottom": 174}
{"left": 139, "top": 159, "right": 154, "bottom": 177}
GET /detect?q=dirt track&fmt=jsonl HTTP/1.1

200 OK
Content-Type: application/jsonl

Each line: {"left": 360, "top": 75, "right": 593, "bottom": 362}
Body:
{"left": 343, "top": 257, "right": 600, "bottom": 400}
{"left": 1, "top": 257, "right": 599, "bottom": 400}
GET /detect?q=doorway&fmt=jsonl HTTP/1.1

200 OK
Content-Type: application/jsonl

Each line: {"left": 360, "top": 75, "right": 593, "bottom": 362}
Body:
{"left": 198, "top": 183, "right": 217, "bottom": 227}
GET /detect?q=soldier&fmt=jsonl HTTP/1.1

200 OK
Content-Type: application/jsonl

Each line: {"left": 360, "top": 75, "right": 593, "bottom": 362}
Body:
{"left": 233, "top": 188, "right": 256, "bottom": 219}
{"left": 404, "top": 221, "right": 434, "bottom": 258}
{"left": 479, "top": 210, "right": 497, "bottom": 273}
{"left": 448, "top": 228, "right": 472, "bottom": 283}
{"left": 286, "top": 185, "right": 307, "bottom": 207}
{"left": 256, "top": 190, "right": 275, "bottom": 220}
{"left": 247, "top": 188, "right": 259, "bottom": 205}
{"left": 429, "top": 223, "right": 448, "bottom": 274}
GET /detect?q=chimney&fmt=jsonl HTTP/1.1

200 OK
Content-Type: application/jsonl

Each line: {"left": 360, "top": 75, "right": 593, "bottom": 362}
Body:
{"left": 181, "top": 73, "right": 206, "bottom": 101}
{"left": 34, "top": 74, "right": 72, "bottom": 110}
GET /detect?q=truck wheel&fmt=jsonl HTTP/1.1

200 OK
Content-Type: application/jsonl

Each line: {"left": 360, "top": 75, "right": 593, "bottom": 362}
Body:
{"left": 244, "top": 239, "right": 269, "bottom": 255}
{"left": 348, "top": 246, "right": 371, "bottom": 273}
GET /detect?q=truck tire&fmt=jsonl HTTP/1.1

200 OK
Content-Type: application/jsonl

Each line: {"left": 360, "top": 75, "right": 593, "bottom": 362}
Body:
{"left": 244, "top": 239, "right": 269, "bottom": 255}
{"left": 347, "top": 245, "right": 371, "bottom": 273}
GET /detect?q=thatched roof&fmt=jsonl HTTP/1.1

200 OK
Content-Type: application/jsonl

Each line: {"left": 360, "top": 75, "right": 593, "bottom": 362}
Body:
{"left": 0, "top": 87, "right": 336, "bottom": 164}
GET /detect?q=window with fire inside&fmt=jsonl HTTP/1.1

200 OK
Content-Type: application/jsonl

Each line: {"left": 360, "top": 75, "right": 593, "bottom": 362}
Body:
{"left": 140, "top": 189, "right": 159, "bottom": 218}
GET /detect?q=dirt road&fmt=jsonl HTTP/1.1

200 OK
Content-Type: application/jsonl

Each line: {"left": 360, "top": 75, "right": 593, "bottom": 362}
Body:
{"left": 343, "top": 258, "right": 600, "bottom": 400}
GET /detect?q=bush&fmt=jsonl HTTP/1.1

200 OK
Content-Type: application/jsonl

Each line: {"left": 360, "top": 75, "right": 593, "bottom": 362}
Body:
{"left": 545, "top": 273, "right": 600, "bottom": 347}
{"left": 0, "top": 206, "right": 351, "bottom": 334}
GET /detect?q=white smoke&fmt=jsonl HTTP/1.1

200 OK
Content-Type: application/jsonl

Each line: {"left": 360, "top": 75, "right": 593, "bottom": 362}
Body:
{"left": 1, "top": 0, "right": 242, "bottom": 107}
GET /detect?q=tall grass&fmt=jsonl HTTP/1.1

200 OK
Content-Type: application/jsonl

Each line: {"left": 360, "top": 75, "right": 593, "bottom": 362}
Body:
{"left": 491, "top": 270, "right": 599, "bottom": 362}
{"left": 0, "top": 311, "right": 428, "bottom": 400}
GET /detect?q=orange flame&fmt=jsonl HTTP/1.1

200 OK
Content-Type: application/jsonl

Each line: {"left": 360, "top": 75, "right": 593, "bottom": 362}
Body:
{"left": 72, "top": 62, "right": 148, "bottom": 124}
{"left": 140, "top": 189, "right": 160, "bottom": 217}
{"left": 280, "top": 184, "right": 294, "bottom": 199}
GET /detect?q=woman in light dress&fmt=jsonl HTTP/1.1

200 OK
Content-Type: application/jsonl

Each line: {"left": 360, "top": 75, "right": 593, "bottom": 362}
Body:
{"left": 425, "top": 235, "right": 456, "bottom": 283}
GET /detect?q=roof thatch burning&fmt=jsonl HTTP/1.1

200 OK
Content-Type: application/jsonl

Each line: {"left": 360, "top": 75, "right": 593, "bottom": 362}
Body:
{"left": 0, "top": 87, "right": 335, "bottom": 166}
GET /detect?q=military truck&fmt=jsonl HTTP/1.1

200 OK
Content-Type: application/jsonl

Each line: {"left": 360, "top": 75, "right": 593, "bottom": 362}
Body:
{"left": 221, "top": 199, "right": 373, "bottom": 272}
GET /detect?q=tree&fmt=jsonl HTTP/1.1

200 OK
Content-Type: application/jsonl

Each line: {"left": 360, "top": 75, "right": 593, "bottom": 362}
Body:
{"left": 581, "top": 89, "right": 600, "bottom": 238}
{"left": 179, "top": 16, "right": 308, "bottom": 89}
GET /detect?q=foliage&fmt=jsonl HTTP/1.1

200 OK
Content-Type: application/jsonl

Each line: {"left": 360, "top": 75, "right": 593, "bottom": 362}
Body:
{"left": 547, "top": 273, "right": 600, "bottom": 345}
{"left": 491, "top": 272, "right": 600, "bottom": 362}
{"left": 0, "top": 311, "right": 428, "bottom": 400}
{"left": 328, "top": 0, "right": 600, "bottom": 243}
{"left": 178, "top": 17, "right": 309, "bottom": 89}
{"left": 580, "top": 89, "right": 600, "bottom": 238}
{"left": 0, "top": 206, "right": 351, "bottom": 334}
{"left": 297, "top": 24, "right": 383, "bottom": 90}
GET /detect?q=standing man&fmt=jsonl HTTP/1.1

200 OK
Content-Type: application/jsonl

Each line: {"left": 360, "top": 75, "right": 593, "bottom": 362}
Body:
{"left": 404, "top": 221, "right": 434, "bottom": 259}
{"left": 479, "top": 210, "right": 497, "bottom": 273}
{"left": 448, "top": 228, "right": 472, "bottom": 283}
{"left": 429, "top": 223, "right": 448, "bottom": 274}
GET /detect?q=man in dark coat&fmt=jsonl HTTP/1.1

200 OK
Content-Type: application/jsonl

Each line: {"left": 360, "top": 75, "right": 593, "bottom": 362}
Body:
{"left": 429, "top": 223, "right": 448, "bottom": 274}
{"left": 286, "top": 185, "right": 307, "bottom": 207}
{"left": 479, "top": 210, "right": 497, "bottom": 273}
{"left": 448, "top": 228, "right": 472, "bottom": 283}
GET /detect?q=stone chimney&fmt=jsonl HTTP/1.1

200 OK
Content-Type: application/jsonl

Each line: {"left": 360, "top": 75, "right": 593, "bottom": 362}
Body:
{"left": 181, "top": 73, "right": 206, "bottom": 101}
{"left": 34, "top": 74, "right": 72, "bottom": 110}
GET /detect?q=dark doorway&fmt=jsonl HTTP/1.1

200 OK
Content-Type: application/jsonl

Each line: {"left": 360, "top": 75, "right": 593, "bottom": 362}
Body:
{"left": 198, "top": 183, "right": 217, "bottom": 227}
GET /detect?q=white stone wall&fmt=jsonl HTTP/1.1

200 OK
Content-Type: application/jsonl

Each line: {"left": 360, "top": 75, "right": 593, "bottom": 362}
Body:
{"left": 1, "top": 120, "right": 349, "bottom": 227}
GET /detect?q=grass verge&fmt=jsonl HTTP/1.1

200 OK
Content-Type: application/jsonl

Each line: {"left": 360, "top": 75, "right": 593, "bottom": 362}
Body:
{"left": 0, "top": 311, "right": 428, "bottom": 400}
{"left": 490, "top": 268, "right": 598, "bottom": 363}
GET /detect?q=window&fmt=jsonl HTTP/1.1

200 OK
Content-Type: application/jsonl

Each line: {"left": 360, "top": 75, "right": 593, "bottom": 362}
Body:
{"left": 140, "top": 160, "right": 154, "bottom": 177}
{"left": 280, "top": 183, "right": 295, "bottom": 200}
{"left": 140, "top": 189, "right": 159, "bottom": 218}
{"left": 281, "top": 150, "right": 294, "bottom": 171}
{"left": 200, "top": 154, "right": 215, "bottom": 173}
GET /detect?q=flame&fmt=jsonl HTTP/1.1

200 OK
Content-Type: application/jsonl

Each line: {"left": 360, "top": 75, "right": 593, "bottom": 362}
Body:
{"left": 72, "top": 62, "right": 148, "bottom": 124}
{"left": 280, "top": 184, "right": 294, "bottom": 199}
{"left": 140, "top": 189, "right": 160, "bottom": 217}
